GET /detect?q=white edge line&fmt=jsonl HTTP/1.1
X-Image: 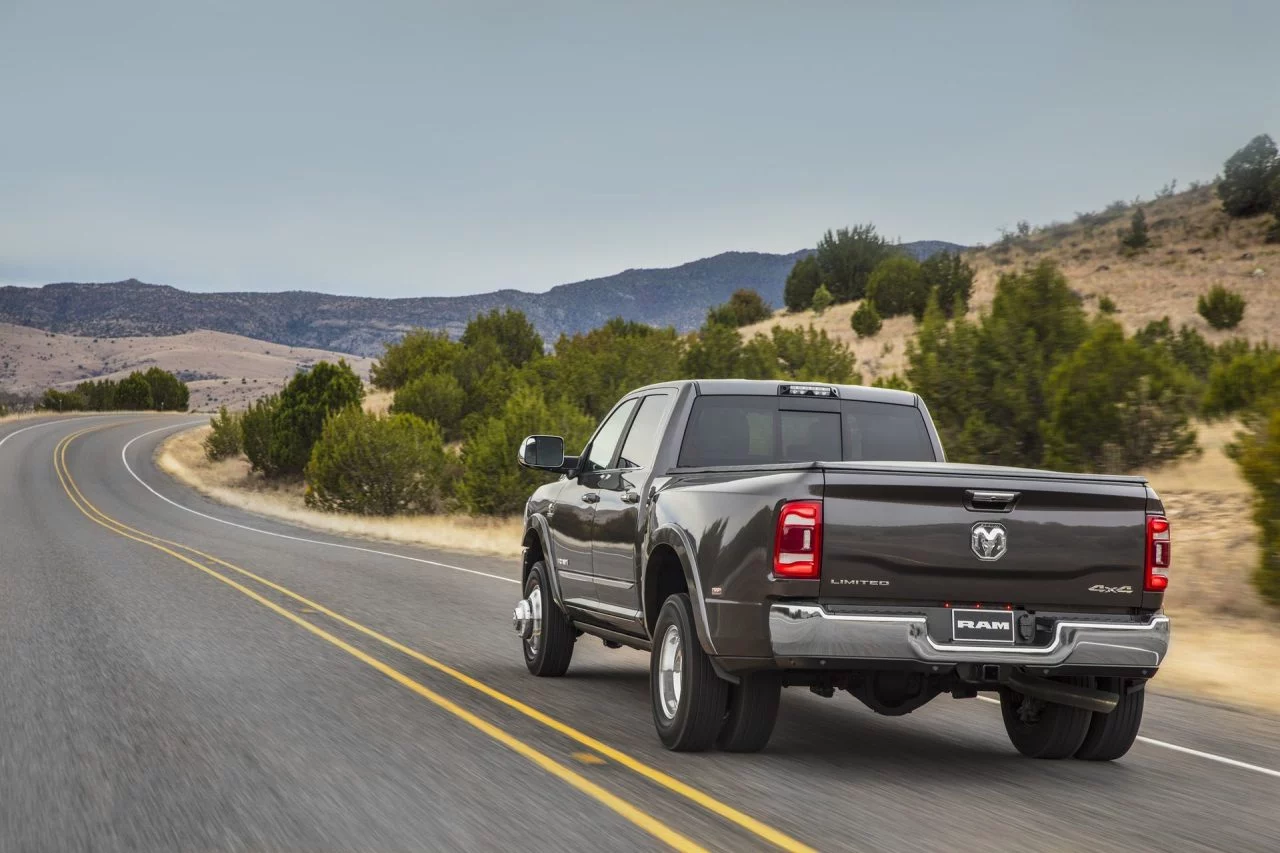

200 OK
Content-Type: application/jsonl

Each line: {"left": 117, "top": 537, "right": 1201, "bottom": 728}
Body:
{"left": 119, "top": 421, "right": 520, "bottom": 585}
{"left": 976, "top": 695, "right": 1280, "bottom": 779}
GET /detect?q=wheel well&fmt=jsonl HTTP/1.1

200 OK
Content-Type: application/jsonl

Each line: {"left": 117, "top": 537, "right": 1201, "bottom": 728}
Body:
{"left": 522, "top": 530, "right": 543, "bottom": 588}
{"left": 644, "top": 544, "right": 688, "bottom": 637}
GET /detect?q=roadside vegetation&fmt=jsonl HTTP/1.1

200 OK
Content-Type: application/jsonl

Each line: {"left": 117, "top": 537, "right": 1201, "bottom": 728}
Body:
{"left": 192, "top": 132, "right": 1280, "bottom": 609}
{"left": 36, "top": 367, "right": 190, "bottom": 412}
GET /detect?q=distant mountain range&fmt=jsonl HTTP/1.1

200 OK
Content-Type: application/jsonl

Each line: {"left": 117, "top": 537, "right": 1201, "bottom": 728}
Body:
{"left": 0, "top": 241, "right": 963, "bottom": 357}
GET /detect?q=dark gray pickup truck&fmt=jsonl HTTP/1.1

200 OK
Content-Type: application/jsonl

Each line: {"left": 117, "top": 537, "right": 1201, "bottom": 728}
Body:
{"left": 512, "top": 380, "right": 1171, "bottom": 760}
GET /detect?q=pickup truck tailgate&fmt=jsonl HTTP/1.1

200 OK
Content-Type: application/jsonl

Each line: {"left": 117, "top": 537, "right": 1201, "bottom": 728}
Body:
{"left": 818, "top": 464, "right": 1151, "bottom": 608}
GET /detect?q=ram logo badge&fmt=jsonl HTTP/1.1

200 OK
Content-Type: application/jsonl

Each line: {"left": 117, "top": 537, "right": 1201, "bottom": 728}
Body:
{"left": 971, "top": 522, "right": 1008, "bottom": 562}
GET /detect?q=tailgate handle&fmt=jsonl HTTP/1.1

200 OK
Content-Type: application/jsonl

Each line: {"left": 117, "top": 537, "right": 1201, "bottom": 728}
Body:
{"left": 965, "top": 490, "right": 1020, "bottom": 513}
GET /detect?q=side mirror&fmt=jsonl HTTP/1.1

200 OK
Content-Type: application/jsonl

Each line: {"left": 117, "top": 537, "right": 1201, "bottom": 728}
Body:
{"left": 518, "top": 434, "right": 565, "bottom": 470}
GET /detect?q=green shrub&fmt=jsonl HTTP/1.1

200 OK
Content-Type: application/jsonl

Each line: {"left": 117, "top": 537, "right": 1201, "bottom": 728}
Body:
{"left": 39, "top": 388, "right": 87, "bottom": 411}
{"left": 783, "top": 255, "right": 821, "bottom": 312}
{"left": 1228, "top": 401, "right": 1280, "bottom": 604}
{"left": 268, "top": 360, "right": 364, "bottom": 477}
{"left": 460, "top": 308, "right": 544, "bottom": 369}
{"left": 392, "top": 372, "right": 466, "bottom": 439}
{"left": 769, "top": 325, "right": 858, "bottom": 383}
{"left": 1135, "top": 318, "right": 1216, "bottom": 381}
{"left": 1097, "top": 295, "right": 1118, "bottom": 314}
{"left": 810, "top": 284, "right": 834, "bottom": 315}
{"left": 1119, "top": 206, "right": 1150, "bottom": 250}
{"left": 1197, "top": 285, "right": 1246, "bottom": 330}
{"left": 544, "top": 319, "right": 684, "bottom": 419}
{"left": 850, "top": 300, "right": 882, "bottom": 337}
{"left": 115, "top": 372, "right": 154, "bottom": 410}
{"left": 907, "top": 261, "right": 1088, "bottom": 467}
{"left": 1043, "top": 320, "right": 1199, "bottom": 473}
{"left": 815, "top": 224, "right": 893, "bottom": 302}
{"left": 204, "top": 407, "right": 243, "bottom": 461}
{"left": 142, "top": 366, "right": 189, "bottom": 411}
{"left": 919, "top": 252, "right": 974, "bottom": 318}
{"left": 871, "top": 374, "right": 910, "bottom": 391}
{"left": 1203, "top": 346, "right": 1280, "bottom": 415}
{"left": 682, "top": 322, "right": 775, "bottom": 379}
{"left": 706, "top": 289, "right": 772, "bottom": 327}
{"left": 1218, "top": 134, "right": 1278, "bottom": 218}
{"left": 866, "top": 256, "right": 928, "bottom": 319}
{"left": 305, "top": 408, "right": 451, "bottom": 515}
{"left": 371, "top": 329, "right": 459, "bottom": 390}
{"left": 458, "top": 385, "right": 595, "bottom": 515}
{"left": 241, "top": 395, "right": 280, "bottom": 476}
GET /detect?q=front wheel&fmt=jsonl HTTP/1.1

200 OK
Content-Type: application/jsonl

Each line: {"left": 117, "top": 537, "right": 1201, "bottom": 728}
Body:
{"left": 521, "top": 561, "right": 574, "bottom": 677}
{"left": 999, "top": 677, "right": 1093, "bottom": 759}
{"left": 651, "top": 593, "right": 729, "bottom": 751}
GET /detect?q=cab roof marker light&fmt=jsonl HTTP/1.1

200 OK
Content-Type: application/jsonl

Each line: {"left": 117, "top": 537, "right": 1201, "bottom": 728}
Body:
{"left": 779, "top": 384, "right": 836, "bottom": 397}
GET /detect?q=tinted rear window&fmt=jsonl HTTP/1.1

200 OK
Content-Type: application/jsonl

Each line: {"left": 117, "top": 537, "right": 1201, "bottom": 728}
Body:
{"left": 677, "top": 395, "right": 935, "bottom": 467}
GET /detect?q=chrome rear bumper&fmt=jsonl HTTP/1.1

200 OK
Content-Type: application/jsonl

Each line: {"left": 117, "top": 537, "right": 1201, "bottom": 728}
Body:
{"left": 768, "top": 604, "right": 1169, "bottom": 670}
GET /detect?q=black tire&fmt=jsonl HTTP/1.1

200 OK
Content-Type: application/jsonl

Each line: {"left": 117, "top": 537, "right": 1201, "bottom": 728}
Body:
{"left": 650, "top": 593, "right": 729, "bottom": 751}
{"left": 717, "top": 672, "right": 781, "bottom": 753}
{"left": 999, "top": 677, "right": 1094, "bottom": 759}
{"left": 522, "top": 562, "right": 573, "bottom": 677}
{"left": 1075, "top": 679, "right": 1144, "bottom": 761}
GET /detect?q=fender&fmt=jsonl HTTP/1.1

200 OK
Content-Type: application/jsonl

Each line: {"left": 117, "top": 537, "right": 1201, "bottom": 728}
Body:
{"left": 644, "top": 525, "right": 717, "bottom": 656}
{"left": 522, "top": 514, "right": 567, "bottom": 610}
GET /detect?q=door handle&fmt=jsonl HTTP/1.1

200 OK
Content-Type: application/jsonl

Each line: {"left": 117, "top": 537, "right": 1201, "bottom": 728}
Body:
{"left": 621, "top": 490, "right": 640, "bottom": 504}
{"left": 580, "top": 492, "right": 600, "bottom": 504}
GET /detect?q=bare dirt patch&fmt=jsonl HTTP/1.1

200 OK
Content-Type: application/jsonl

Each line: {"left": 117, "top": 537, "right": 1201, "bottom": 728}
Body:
{"left": 156, "top": 425, "right": 522, "bottom": 558}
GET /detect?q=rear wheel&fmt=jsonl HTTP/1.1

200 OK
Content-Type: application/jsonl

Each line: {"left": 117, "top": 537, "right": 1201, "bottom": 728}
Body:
{"left": 999, "top": 677, "right": 1093, "bottom": 759}
{"left": 1075, "top": 679, "right": 1144, "bottom": 761}
{"left": 651, "top": 594, "right": 729, "bottom": 751}
{"left": 717, "top": 672, "right": 781, "bottom": 752}
{"left": 522, "top": 562, "right": 574, "bottom": 677}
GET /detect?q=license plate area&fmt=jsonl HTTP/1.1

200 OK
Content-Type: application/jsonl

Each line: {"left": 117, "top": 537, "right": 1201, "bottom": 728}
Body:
{"left": 951, "top": 608, "right": 1015, "bottom": 644}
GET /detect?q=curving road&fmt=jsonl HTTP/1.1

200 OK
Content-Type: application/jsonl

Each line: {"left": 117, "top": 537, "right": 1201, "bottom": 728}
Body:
{"left": 2, "top": 414, "right": 1278, "bottom": 852}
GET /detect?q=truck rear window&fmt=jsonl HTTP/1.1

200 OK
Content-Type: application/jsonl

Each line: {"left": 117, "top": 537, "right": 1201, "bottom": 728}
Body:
{"left": 677, "top": 396, "right": 935, "bottom": 467}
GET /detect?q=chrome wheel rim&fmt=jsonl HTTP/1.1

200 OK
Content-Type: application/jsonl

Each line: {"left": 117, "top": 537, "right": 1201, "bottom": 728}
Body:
{"left": 526, "top": 585, "right": 543, "bottom": 657}
{"left": 657, "top": 623, "right": 683, "bottom": 720}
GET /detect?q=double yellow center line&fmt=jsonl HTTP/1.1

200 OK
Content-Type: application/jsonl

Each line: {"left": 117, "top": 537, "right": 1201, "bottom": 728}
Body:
{"left": 53, "top": 423, "right": 817, "bottom": 853}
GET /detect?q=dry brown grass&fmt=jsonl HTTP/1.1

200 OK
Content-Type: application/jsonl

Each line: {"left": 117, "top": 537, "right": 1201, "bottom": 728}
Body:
{"left": 157, "top": 425, "right": 522, "bottom": 558}
{"left": 0, "top": 322, "right": 375, "bottom": 412}
{"left": 1145, "top": 420, "right": 1271, "bottom": 620}
{"left": 1154, "top": 617, "right": 1280, "bottom": 713}
{"left": 362, "top": 389, "right": 394, "bottom": 415}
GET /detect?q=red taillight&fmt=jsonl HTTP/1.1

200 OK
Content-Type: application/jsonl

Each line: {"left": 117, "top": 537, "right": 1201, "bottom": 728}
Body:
{"left": 1145, "top": 515, "right": 1171, "bottom": 592}
{"left": 774, "top": 500, "right": 822, "bottom": 579}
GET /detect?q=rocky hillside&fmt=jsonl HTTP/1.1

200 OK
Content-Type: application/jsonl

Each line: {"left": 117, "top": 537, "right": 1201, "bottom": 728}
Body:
{"left": 0, "top": 242, "right": 961, "bottom": 356}
{"left": 748, "top": 184, "right": 1278, "bottom": 382}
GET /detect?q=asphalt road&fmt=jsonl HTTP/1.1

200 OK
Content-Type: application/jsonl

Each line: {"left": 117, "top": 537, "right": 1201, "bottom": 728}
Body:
{"left": 2, "top": 414, "right": 1278, "bottom": 852}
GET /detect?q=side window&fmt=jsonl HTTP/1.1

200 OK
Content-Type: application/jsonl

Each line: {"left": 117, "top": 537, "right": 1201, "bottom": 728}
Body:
{"left": 581, "top": 398, "right": 638, "bottom": 475}
{"left": 617, "top": 393, "right": 673, "bottom": 470}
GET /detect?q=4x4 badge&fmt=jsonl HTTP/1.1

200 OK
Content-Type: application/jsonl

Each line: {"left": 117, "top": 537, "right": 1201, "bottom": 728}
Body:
{"left": 971, "top": 522, "right": 1008, "bottom": 561}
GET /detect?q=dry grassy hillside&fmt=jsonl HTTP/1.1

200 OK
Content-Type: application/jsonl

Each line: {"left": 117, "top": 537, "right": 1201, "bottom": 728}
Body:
{"left": 0, "top": 323, "right": 375, "bottom": 411}
{"left": 745, "top": 184, "right": 1278, "bottom": 383}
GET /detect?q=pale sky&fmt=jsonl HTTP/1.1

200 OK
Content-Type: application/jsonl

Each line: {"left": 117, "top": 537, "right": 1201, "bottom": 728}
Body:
{"left": 2, "top": 1, "right": 1278, "bottom": 297}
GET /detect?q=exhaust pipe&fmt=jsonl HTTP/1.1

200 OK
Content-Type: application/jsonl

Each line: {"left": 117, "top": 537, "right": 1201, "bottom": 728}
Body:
{"left": 1006, "top": 672, "right": 1119, "bottom": 714}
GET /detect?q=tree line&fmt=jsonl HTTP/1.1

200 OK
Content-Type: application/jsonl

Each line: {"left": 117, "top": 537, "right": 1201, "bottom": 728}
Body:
{"left": 205, "top": 305, "right": 860, "bottom": 517}
{"left": 38, "top": 368, "right": 190, "bottom": 412}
